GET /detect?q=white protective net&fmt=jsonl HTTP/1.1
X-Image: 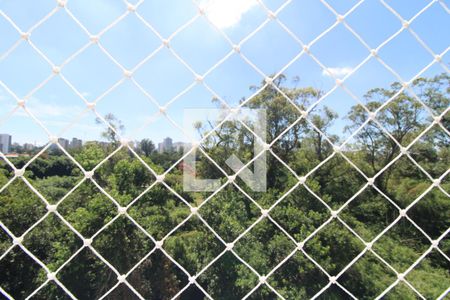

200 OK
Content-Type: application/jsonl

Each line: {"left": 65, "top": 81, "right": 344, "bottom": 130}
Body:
{"left": 0, "top": 0, "right": 449, "bottom": 299}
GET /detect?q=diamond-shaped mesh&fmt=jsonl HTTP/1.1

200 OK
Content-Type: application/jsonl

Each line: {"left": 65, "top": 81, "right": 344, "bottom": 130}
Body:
{"left": 0, "top": 0, "right": 449, "bottom": 299}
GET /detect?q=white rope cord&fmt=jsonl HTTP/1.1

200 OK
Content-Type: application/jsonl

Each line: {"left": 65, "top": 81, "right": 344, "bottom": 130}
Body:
{"left": 0, "top": 0, "right": 448, "bottom": 299}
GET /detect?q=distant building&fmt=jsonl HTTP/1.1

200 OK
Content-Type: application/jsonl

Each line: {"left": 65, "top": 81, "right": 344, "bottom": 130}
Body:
{"left": 158, "top": 137, "right": 173, "bottom": 153}
{"left": 23, "top": 143, "right": 35, "bottom": 151}
{"left": 58, "top": 138, "right": 69, "bottom": 149}
{"left": 163, "top": 137, "right": 173, "bottom": 151}
{"left": 173, "top": 142, "right": 191, "bottom": 152}
{"left": 69, "top": 138, "right": 82, "bottom": 149}
{"left": 0, "top": 134, "right": 12, "bottom": 154}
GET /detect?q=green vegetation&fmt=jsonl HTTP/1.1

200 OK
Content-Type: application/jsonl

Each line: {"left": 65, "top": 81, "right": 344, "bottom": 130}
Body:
{"left": 0, "top": 74, "right": 448, "bottom": 299}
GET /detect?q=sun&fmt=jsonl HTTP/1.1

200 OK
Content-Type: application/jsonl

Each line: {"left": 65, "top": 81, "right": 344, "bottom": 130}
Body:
{"left": 202, "top": 0, "right": 257, "bottom": 29}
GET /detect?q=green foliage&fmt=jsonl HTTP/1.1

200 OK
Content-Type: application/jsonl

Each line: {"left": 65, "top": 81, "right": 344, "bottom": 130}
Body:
{"left": 0, "top": 74, "right": 448, "bottom": 299}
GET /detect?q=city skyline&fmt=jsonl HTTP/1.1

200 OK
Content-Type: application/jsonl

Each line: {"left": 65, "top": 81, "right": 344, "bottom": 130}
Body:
{"left": 0, "top": 132, "right": 189, "bottom": 155}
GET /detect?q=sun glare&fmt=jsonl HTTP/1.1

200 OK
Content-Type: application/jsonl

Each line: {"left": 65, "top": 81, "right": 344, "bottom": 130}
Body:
{"left": 203, "top": 0, "right": 257, "bottom": 29}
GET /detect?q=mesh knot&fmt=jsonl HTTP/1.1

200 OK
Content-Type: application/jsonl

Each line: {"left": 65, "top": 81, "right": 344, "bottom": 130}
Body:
{"left": 117, "top": 274, "right": 127, "bottom": 283}
{"left": 303, "top": 45, "right": 310, "bottom": 54}
{"left": 14, "top": 168, "right": 25, "bottom": 177}
{"left": 118, "top": 206, "right": 127, "bottom": 214}
{"left": 49, "top": 135, "right": 59, "bottom": 144}
{"left": 155, "top": 240, "right": 164, "bottom": 249}
{"left": 47, "top": 272, "right": 56, "bottom": 281}
{"left": 123, "top": 70, "right": 133, "bottom": 78}
{"left": 90, "top": 35, "right": 99, "bottom": 44}
{"left": 159, "top": 105, "right": 167, "bottom": 114}
{"left": 120, "top": 138, "right": 129, "bottom": 146}
{"left": 226, "top": 243, "right": 234, "bottom": 251}
{"left": 188, "top": 276, "right": 197, "bottom": 284}
{"left": 46, "top": 204, "right": 58, "bottom": 212}
{"left": 198, "top": 7, "right": 206, "bottom": 15}
{"left": 230, "top": 107, "right": 240, "bottom": 116}
{"left": 13, "top": 236, "right": 23, "bottom": 245}
{"left": 195, "top": 74, "right": 204, "bottom": 83}
{"left": 20, "top": 31, "right": 30, "bottom": 40}
{"left": 127, "top": 3, "right": 136, "bottom": 12}
{"left": 57, "top": 0, "right": 67, "bottom": 8}
{"left": 192, "top": 141, "right": 200, "bottom": 149}
{"left": 433, "top": 178, "right": 441, "bottom": 186}
{"left": 52, "top": 66, "right": 61, "bottom": 74}
{"left": 433, "top": 115, "right": 442, "bottom": 124}
{"left": 156, "top": 174, "right": 165, "bottom": 183}
{"left": 83, "top": 238, "right": 92, "bottom": 247}
{"left": 268, "top": 11, "right": 277, "bottom": 20}
{"left": 228, "top": 175, "right": 236, "bottom": 183}
{"left": 300, "top": 110, "right": 308, "bottom": 118}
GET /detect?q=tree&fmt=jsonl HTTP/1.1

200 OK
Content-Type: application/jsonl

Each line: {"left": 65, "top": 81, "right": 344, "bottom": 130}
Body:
{"left": 96, "top": 113, "right": 125, "bottom": 145}
{"left": 138, "top": 139, "right": 156, "bottom": 157}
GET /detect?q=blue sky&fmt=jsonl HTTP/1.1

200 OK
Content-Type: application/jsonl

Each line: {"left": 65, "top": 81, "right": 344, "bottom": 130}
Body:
{"left": 0, "top": 0, "right": 448, "bottom": 146}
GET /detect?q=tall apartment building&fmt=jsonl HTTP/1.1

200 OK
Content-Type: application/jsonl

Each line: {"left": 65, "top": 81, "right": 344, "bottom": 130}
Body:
{"left": 0, "top": 134, "right": 12, "bottom": 154}
{"left": 58, "top": 138, "right": 70, "bottom": 149}
{"left": 158, "top": 137, "right": 173, "bottom": 153}
{"left": 69, "top": 138, "right": 82, "bottom": 149}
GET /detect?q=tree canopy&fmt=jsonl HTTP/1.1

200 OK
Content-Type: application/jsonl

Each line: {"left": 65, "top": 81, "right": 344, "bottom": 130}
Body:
{"left": 0, "top": 73, "right": 448, "bottom": 299}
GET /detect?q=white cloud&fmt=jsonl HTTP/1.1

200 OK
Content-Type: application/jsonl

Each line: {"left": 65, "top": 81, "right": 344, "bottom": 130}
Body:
{"left": 203, "top": 0, "right": 257, "bottom": 28}
{"left": 322, "top": 67, "right": 353, "bottom": 78}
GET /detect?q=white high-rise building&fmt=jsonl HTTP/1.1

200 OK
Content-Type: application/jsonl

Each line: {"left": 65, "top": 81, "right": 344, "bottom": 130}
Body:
{"left": 158, "top": 137, "right": 173, "bottom": 153}
{"left": 0, "top": 134, "right": 12, "bottom": 154}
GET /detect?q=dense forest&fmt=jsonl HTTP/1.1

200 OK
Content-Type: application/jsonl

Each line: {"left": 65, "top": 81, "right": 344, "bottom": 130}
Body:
{"left": 0, "top": 73, "right": 449, "bottom": 299}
